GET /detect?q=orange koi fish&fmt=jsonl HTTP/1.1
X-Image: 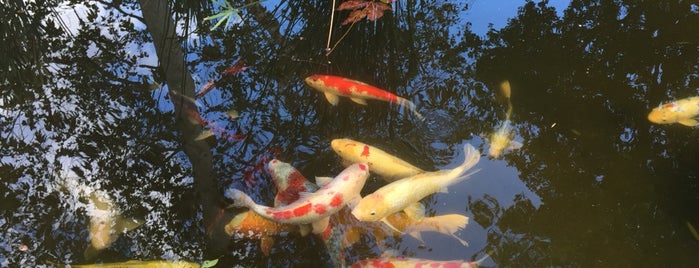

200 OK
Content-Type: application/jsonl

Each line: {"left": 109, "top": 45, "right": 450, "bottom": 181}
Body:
{"left": 351, "top": 253, "right": 490, "bottom": 268}
{"left": 224, "top": 209, "right": 298, "bottom": 256}
{"left": 304, "top": 74, "right": 424, "bottom": 120}
{"left": 331, "top": 138, "right": 424, "bottom": 182}
{"left": 647, "top": 96, "right": 699, "bottom": 126}
{"left": 227, "top": 163, "right": 370, "bottom": 234}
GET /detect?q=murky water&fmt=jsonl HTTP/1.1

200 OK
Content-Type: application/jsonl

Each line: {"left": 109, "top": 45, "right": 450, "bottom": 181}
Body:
{"left": 2, "top": 0, "right": 699, "bottom": 267}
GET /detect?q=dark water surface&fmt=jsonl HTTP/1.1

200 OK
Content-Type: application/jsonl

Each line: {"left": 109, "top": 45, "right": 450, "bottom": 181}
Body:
{"left": 2, "top": 0, "right": 699, "bottom": 267}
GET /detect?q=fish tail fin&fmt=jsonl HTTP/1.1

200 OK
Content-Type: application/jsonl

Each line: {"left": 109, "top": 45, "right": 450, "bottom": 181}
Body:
{"left": 506, "top": 100, "right": 513, "bottom": 120}
{"left": 453, "top": 144, "right": 481, "bottom": 182}
{"left": 225, "top": 189, "right": 255, "bottom": 209}
{"left": 398, "top": 97, "right": 424, "bottom": 121}
{"left": 419, "top": 214, "right": 470, "bottom": 246}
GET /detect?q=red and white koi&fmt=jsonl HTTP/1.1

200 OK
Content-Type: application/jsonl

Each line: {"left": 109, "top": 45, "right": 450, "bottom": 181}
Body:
{"left": 227, "top": 163, "right": 370, "bottom": 234}
{"left": 351, "top": 253, "right": 490, "bottom": 268}
{"left": 647, "top": 96, "right": 699, "bottom": 126}
{"left": 331, "top": 138, "right": 424, "bottom": 182}
{"left": 351, "top": 144, "right": 480, "bottom": 222}
{"left": 266, "top": 159, "right": 320, "bottom": 207}
{"left": 304, "top": 74, "right": 423, "bottom": 120}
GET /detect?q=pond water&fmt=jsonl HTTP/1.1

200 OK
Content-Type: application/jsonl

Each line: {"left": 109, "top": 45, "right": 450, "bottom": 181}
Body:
{"left": 2, "top": 0, "right": 699, "bottom": 267}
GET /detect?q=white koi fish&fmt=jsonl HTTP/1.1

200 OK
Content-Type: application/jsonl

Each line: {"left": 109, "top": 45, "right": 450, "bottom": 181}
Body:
{"left": 487, "top": 120, "right": 522, "bottom": 158}
{"left": 647, "top": 96, "right": 699, "bottom": 126}
{"left": 331, "top": 138, "right": 424, "bottom": 182}
{"left": 351, "top": 144, "right": 480, "bottom": 222}
{"left": 304, "top": 74, "right": 423, "bottom": 120}
{"left": 351, "top": 253, "right": 490, "bottom": 268}
{"left": 227, "top": 163, "right": 370, "bottom": 234}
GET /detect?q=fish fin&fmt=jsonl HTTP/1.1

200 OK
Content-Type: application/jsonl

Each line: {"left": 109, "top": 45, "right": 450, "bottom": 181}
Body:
{"left": 678, "top": 118, "right": 699, "bottom": 126}
{"left": 273, "top": 197, "right": 282, "bottom": 207}
{"left": 508, "top": 141, "right": 523, "bottom": 150}
{"left": 343, "top": 226, "right": 363, "bottom": 246}
{"left": 350, "top": 97, "right": 368, "bottom": 105}
{"left": 381, "top": 218, "right": 404, "bottom": 234}
{"left": 438, "top": 187, "right": 449, "bottom": 193}
{"left": 114, "top": 217, "right": 144, "bottom": 233}
{"left": 403, "top": 202, "right": 426, "bottom": 220}
{"left": 398, "top": 98, "right": 424, "bottom": 121}
{"left": 299, "top": 224, "right": 312, "bottom": 236}
{"left": 346, "top": 195, "right": 362, "bottom": 209}
{"left": 260, "top": 236, "right": 274, "bottom": 256}
{"left": 380, "top": 249, "right": 400, "bottom": 258}
{"left": 311, "top": 217, "right": 331, "bottom": 235}
{"left": 407, "top": 230, "right": 424, "bottom": 243}
{"left": 314, "top": 176, "right": 334, "bottom": 187}
{"left": 324, "top": 92, "right": 340, "bottom": 106}
{"left": 419, "top": 214, "right": 470, "bottom": 246}
{"left": 297, "top": 191, "right": 314, "bottom": 200}
{"left": 194, "top": 130, "right": 214, "bottom": 141}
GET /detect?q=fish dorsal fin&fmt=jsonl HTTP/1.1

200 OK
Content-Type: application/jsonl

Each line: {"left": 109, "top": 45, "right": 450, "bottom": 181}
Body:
{"left": 679, "top": 118, "right": 699, "bottom": 126}
{"left": 297, "top": 192, "right": 314, "bottom": 200}
{"left": 324, "top": 92, "right": 340, "bottom": 106}
{"left": 403, "top": 202, "right": 426, "bottom": 221}
{"left": 350, "top": 97, "right": 368, "bottom": 105}
{"left": 380, "top": 249, "right": 400, "bottom": 258}
{"left": 315, "top": 176, "right": 334, "bottom": 187}
{"left": 311, "top": 217, "right": 331, "bottom": 235}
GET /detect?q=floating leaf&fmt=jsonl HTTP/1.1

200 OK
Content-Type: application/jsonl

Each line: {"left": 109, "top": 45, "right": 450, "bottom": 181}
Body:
{"left": 202, "top": 259, "right": 219, "bottom": 268}
{"left": 338, "top": 0, "right": 369, "bottom": 10}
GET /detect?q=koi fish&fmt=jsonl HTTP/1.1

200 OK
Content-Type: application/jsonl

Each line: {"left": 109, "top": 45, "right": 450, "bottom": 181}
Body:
{"left": 84, "top": 191, "right": 144, "bottom": 260}
{"left": 351, "top": 253, "right": 490, "bottom": 268}
{"left": 266, "top": 159, "right": 320, "bottom": 207}
{"left": 304, "top": 74, "right": 423, "bottom": 120}
{"left": 224, "top": 209, "right": 298, "bottom": 256}
{"left": 227, "top": 163, "right": 370, "bottom": 234}
{"left": 383, "top": 211, "right": 469, "bottom": 246}
{"left": 647, "top": 96, "right": 699, "bottom": 126}
{"left": 487, "top": 120, "right": 522, "bottom": 158}
{"left": 66, "top": 260, "right": 202, "bottom": 268}
{"left": 351, "top": 144, "right": 480, "bottom": 222}
{"left": 331, "top": 138, "right": 424, "bottom": 182}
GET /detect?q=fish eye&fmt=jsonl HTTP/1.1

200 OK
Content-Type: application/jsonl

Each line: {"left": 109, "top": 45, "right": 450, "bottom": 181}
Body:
{"left": 370, "top": 211, "right": 376, "bottom": 216}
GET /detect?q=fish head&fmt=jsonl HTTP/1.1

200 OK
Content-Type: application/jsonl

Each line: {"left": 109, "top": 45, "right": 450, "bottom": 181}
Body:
{"left": 351, "top": 194, "right": 388, "bottom": 221}
{"left": 304, "top": 75, "right": 327, "bottom": 90}
{"left": 647, "top": 106, "right": 678, "bottom": 124}
{"left": 89, "top": 210, "right": 114, "bottom": 250}
{"left": 266, "top": 159, "right": 289, "bottom": 190}
{"left": 488, "top": 128, "right": 511, "bottom": 158}
{"left": 331, "top": 139, "right": 360, "bottom": 159}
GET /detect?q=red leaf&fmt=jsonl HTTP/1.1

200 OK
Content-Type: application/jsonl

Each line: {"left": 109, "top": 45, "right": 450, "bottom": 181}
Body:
{"left": 337, "top": 0, "right": 368, "bottom": 11}
{"left": 341, "top": 9, "right": 367, "bottom": 25}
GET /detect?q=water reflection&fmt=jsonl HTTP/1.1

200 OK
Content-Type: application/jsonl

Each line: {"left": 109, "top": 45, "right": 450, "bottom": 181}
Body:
{"left": 2, "top": 0, "right": 699, "bottom": 267}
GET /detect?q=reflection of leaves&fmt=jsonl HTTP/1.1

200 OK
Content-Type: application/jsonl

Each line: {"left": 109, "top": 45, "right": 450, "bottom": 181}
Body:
{"left": 337, "top": 0, "right": 393, "bottom": 25}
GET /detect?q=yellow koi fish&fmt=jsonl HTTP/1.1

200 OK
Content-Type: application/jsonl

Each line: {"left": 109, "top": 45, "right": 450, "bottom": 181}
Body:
{"left": 351, "top": 144, "right": 480, "bottom": 222}
{"left": 66, "top": 260, "right": 201, "bottom": 268}
{"left": 331, "top": 138, "right": 424, "bottom": 182}
{"left": 647, "top": 96, "right": 699, "bottom": 126}
{"left": 487, "top": 120, "right": 522, "bottom": 158}
{"left": 383, "top": 211, "right": 469, "bottom": 246}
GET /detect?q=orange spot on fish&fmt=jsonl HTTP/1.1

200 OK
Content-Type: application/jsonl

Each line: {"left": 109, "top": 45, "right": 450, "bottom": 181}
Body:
{"left": 358, "top": 164, "right": 367, "bottom": 171}
{"left": 361, "top": 145, "right": 370, "bottom": 158}
{"left": 293, "top": 203, "right": 313, "bottom": 216}
{"left": 320, "top": 224, "right": 333, "bottom": 240}
{"left": 313, "top": 203, "right": 327, "bottom": 214}
{"left": 271, "top": 210, "right": 293, "bottom": 220}
{"left": 330, "top": 194, "right": 343, "bottom": 207}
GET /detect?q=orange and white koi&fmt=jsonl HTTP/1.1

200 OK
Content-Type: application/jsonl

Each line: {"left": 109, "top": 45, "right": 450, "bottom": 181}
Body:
{"left": 351, "top": 253, "right": 490, "bottom": 268}
{"left": 266, "top": 159, "right": 320, "bottom": 207}
{"left": 304, "top": 74, "right": 423, "bottom": 120}
{"left": 224, "top": 209, "right": 297, "bottom": 256}
{"left": 351, "top": 144, "right": 480, "bottom": 222}
{"left": 647, "top": 96, "right": 699, "bottom": 126}
{"left": 227, "top": 163, "right": 370, "bottom": 234}
{"left": 331, "top": 138, "right": 424, "bottom": 182}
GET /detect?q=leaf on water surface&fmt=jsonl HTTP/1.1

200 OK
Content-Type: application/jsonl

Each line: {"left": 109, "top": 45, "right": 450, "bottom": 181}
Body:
{"left": 338, "top": 0, "right": 369, "bottom": 10}
{"left": 338, "top": 0, "right": 393, "bottom": 25}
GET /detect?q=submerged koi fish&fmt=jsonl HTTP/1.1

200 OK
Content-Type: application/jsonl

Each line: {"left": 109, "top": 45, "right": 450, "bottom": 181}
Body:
{"left": 351, "top": 144, "right": 480, "bottom": 222}
{"left": 383, "top": 211, "right": 469, "bottom": 246}
{"left": 224, "top": 209, "right": 298, "bottom": 256}
{"left": 488, "top": 120, "right": 522, "bottom": 158}
{"left": 304, "top": 74, "right": 424, "bottom": 120}
{"left": 351, "top": 253, "right": 490, "bottom": 268}
{"left": 331, "top": 138, "right": 424, "bottom": 182}
{"left": 227, "top": 163, "right": 370, "bottom": 234}
{"left": 67, "top": 260, "right": 201, "bottom": 268}
{"left": 647, "top": 96, "right": 699, "bottom": 126}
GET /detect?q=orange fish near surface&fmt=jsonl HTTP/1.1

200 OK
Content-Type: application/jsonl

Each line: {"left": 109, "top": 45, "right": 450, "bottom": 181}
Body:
{"left": 304, "top": 74, "right": 424, "bottom": 120}
{"left": 351, "top": 254, "right": 490, "bottom": 268}
{"left": 647, "top": 96, "right": 699, "bottom": 126}
{"left": 224, "top": 210, "right": 297, "bottom": 256}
